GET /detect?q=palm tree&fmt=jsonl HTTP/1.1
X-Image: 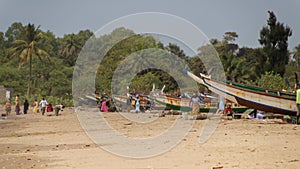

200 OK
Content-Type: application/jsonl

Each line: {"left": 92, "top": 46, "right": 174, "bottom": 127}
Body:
{"left": 11, "top": 23, "right": 50, "bottom": 97}
{"left": 60, "top": 34, "right": 82, "bottom": 66}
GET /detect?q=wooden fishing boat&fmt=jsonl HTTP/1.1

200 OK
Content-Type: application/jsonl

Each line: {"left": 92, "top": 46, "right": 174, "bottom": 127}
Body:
{"left": 148, "top": 94, "right": 248, "bottom": 113}
{"left": 148, "top": 94, "right": 192, "bottom": 112}
{"left": 183, "top": 70, "right": 297, "bottom": 116}
{"left": 113, "top": 94, "right": 152, "bottom": 111}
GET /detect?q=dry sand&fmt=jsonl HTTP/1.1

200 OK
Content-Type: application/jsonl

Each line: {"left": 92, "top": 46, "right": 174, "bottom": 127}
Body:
{"left": 0, "top": 107, "right": 300, "bottom": 169}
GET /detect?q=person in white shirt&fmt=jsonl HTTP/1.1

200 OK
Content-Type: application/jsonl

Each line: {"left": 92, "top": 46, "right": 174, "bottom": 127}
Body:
{"left": 39, "top": 97, "right": 48, "bottom": 115}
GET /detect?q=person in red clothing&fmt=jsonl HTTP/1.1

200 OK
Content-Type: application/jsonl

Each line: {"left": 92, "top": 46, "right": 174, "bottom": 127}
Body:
{"left": 46, "top": 103, "right": 53, "bottom": 112}
{"left": 225, "top": 104, "right": 233, "bottom": 116}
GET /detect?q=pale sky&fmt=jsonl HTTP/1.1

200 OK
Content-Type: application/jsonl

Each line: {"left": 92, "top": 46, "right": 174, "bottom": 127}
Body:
{"left": 0, "top": 0, "right": 299, "bottom": 50}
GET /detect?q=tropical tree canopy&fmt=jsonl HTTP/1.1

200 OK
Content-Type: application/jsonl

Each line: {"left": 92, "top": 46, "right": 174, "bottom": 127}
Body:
{"left": 11, "top": 23, "right": 50, "bottom": 97}
{"left": 259, "top": 11, "right": 292, "bottom": 76}
{"left": 0, "top": 12, "right": 299, "bottom": 105}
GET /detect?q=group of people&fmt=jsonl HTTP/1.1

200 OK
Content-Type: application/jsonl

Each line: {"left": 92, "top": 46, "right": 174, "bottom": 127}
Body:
{"left": 33, "top": 97, "right": 49, "bottom": 115}
{"left": 95, "top": 92, "right": 112, "bottom": 112}
{"left": 5, "top": 96, "right": 50, "bottom": 116}
{"left": 5, "top": 95, "right": 29, "bottom": 116}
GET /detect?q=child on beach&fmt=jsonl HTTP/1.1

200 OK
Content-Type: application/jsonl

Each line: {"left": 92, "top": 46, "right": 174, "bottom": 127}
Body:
{"left": 5, "top": 100, "right": 11, "bottom": 116}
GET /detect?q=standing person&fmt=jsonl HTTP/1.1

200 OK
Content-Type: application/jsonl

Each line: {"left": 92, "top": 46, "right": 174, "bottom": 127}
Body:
{"left": 135, "top": 97, "right": 140, "bottom": 113}
{"left": 5, "top": 100, "right": 11, "bottom": 116}
{"left": 23, "top": 99, "right": 29, "bottom": 114}
{"left": 296, "top": 88, "right": 300, "bottom": 124}
{"left": 216, "top": 96, "right": 225, "bottom": 114}
{"left": 15, "top": 95, "right": 19, "bottom": 105}
{"left": 15, "top": 103, "right": 21, "bottom": 115}
{"left": 33, "top": 99, "right": 39, "bottom": 113}
{"left": 15, "top": 95, "right": 21, "bottom": 115}
{"left": 126, "top": 96, "right": 131, "bottom": 112}
{"left": 39, "top": 97, "right": 48, "bottom": 115}
{"left": 190, "top": 95, "right": 201, "bottom": 116}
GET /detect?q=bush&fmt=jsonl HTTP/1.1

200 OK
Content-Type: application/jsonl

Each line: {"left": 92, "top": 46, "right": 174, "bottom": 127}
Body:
{"left": 255, "top": 71, "right": 284, "bottom": 90}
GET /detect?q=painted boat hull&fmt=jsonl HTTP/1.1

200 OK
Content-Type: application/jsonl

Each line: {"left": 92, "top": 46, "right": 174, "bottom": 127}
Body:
{"left": 149, "top": 95, "right": 191, "bottom": 112}
{"left": 184, "top": 70, "right": 297, "bottom": 116}
{"left": 113, "top": 95, "right": 153, "bottom": 111}
{"left": 149, "top": 95, "right": 248, "bottom": 113}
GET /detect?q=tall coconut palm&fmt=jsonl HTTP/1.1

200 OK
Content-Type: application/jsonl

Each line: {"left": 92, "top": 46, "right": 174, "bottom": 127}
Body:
{"left": 60, "top": 34, "right": 82, "bottom": 66}
{"left": 11, "top": 23, "right": 50, "bottom": 97}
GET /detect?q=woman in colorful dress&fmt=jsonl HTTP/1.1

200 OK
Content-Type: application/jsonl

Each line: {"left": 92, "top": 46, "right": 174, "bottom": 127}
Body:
{"left": 15, "top": 95, "right": 21, "bottom": 115}
{"left": 101, "top": 98, "right": 108, "bottom": 112}
{"left": 33, "top": 99, "right": 39, "bottom": 113}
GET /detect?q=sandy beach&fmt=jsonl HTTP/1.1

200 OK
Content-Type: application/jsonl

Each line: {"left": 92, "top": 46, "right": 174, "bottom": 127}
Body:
{"left": 0, "top": 107, "right": 300, "bottom": 169}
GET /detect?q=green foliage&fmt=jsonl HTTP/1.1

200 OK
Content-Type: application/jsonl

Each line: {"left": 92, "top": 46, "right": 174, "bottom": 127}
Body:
{"left": 130, "top": 72, "right": 163, "bottom": 93}
{"left": 289, "top": 45, "right": 300, "bottom": 67}
{"left": 5, "top": 22, "right": 25, "bottom": 45}
{"left": 223, "top": 32, "right": 238, "bottom": 43}
{"left": 255, "top": 71, "right": 284, "bottom": 90}
{"left": 11, "top": 23, "right": 51, "bottom": 97}
{"left": 284, "top": 65, "right": 300, "bottom": 90}
{"left": 0, "top": 16, "right": 299, "bottom": 107}
{"left": 259, "top": 11, "right": 292, "bottom": 76}
{"left": 0, "top": 64, "right": 27, "bottom": 94}
{"left": 96, "top": 34, "right": 160, "bottom": 93}
{"left": 44, "top": 95, "right": 73, "bottom": 107}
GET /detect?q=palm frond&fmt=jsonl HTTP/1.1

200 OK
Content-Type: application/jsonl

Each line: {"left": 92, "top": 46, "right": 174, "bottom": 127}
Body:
{"left": 12, "top": 39, "right": 27, "bottom": 45}
{"left": 37, "top": 48, "right": 50, "bottom": 58}
{"left": 19, "top": 48, "right": 28, "bottom": 68}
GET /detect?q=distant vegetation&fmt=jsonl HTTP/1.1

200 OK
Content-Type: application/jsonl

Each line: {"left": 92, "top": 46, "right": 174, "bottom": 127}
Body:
{"left": 0, "top": 11, "right": 299, "bottom": 105}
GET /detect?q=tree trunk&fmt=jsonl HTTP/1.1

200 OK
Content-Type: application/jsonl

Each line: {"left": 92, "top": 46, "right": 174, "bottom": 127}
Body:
{"left": 27, "top": 55, "right": 32, "bottom": 98}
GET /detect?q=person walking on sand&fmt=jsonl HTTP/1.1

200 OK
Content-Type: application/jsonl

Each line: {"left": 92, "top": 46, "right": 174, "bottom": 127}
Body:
{"left": 33, "top": 99, "right": 39, "bottom": 113}
{"left": 296, "top": 88, "right": 300, "bottom": 124}
{"left": 23, "top": 99, "right": 29, "bottom": 114}
{"left": 39, "top": 97, "right": 48, "bottom": 115}
{"left": 5, "top": 100, "right": 11, "bottom": 116}
{"left": 15, "top": 95, "right": 21, "bottom": 115}
{"left": 15, "top": 102, "right": 21, "bottom": 115}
